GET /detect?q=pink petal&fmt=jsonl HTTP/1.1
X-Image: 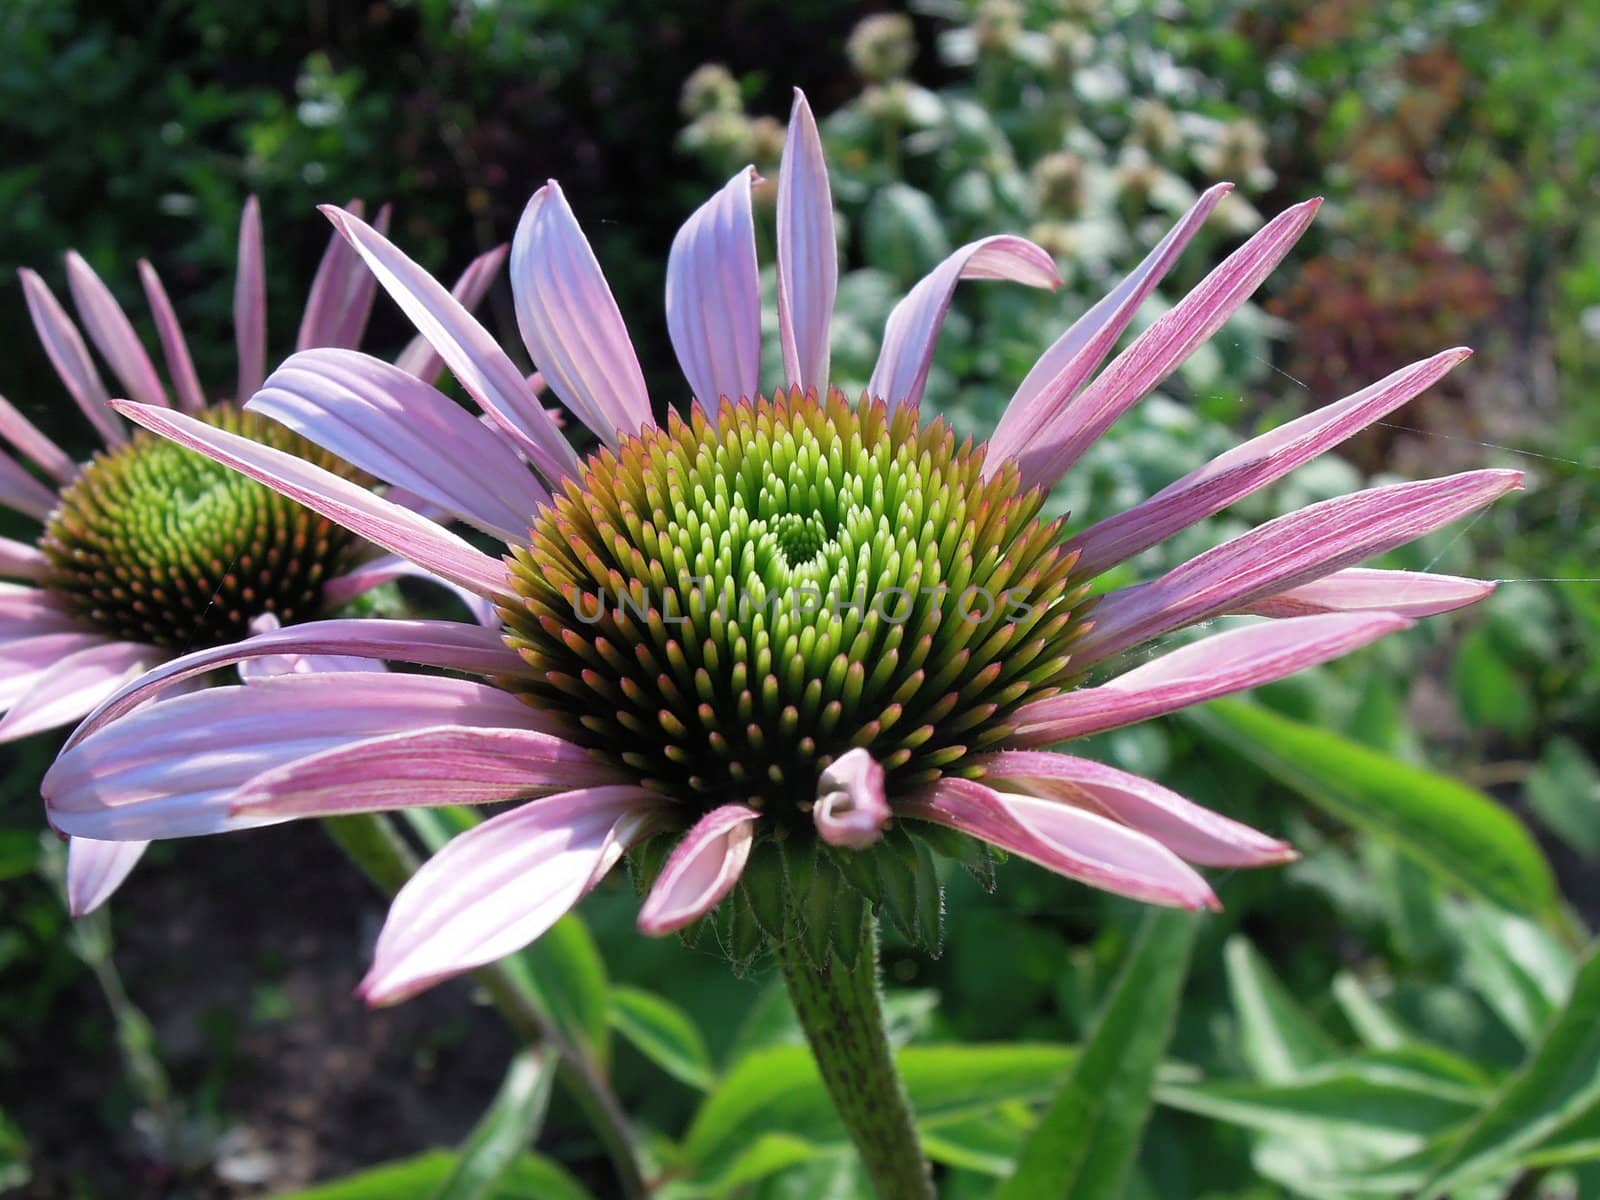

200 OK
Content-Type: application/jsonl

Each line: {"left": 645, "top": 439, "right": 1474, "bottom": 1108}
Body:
{"left": 64, "top": 251, "right": 168, "bottom": 409}
{"left": 0, "top": 629, "right": 117, "bottom": 709}
{"left": 68, "top": 616, "right": 531, "bottom": 745}
{"left": 0, "top": 536, "right": 48, "bottom": 581}
{"left": 394, "top": 245, "right": 509, "bottom": 385}
{"left": 901, "top": 778, "right": 1218, "bottom": 909}
{"left": 868, "top": 236, "right": 1061, "bottom": 411}
{"left": 234, "top": 196, "right": 267, "bottom": 401}
{"left": 989, "top": 184, "right": 1231, "bottom": 469}
{"left": 1069, "top": 348, "right": 1474, "bottom": 575}
{"left": 813, "top": 747, "right": 890, "bottom": 849}
{"left": 637, "top": 804, "right": 760, "bottom": 935}
{"left": 1075, "top": 468, "right": 1522, "bottom": 666}
{"left": 976, "top": 750, "right": 1294, "bottom": 867}
{"left": 66, "top": 837, "right": 150, "bottom": 917}
{"left": 667, "top": 167, "right": 762, "bottom": 420}
{"left": 111, "top": 400, "right": 510, "bottom": 599}
{"left": 234, "top": 611, "right": 377, "bottom": 681}
{"left": 138, "top": 260, "right": 207, "bottom": 413}
{"left": 0, "top": 392, "right": 79, "bottom": 484}
{"left": 1237, "top": 568, "right": 1495, "bottom": 619}
{"left": 0, "top": 446, "right": 60, "bottom": 522}
{"left": 320, "top": 206, "right": 578, "bottom": 484}
{"left": 1013, "top": 611, "right": 1412, "bottom": 745}
{"left": 296, "top": 198, "right": 387, "bottom": 351}
{"left": 0, "top": 585, "right": 87, "bottom": 636}
{"left": 1009, "top": 198, "right": 1323, "bottom": 492}
{"left": 511, "top": 182, "right": 652, "bottom": 445}
{"left": 322, "top": 554, "right": 499, "bottom": 627}
{"left": 360, "top": 786, "right": 666, "bottom": 1004}
{"left": 0, "top": 639, "right": 155, "bottom": 743}
{"left": 248, "top": 348, "right": 548, "bottom": 542}
{"left": 776, "top": 90, "right": 838, "bottom": 397}
{"left": 19, "top": 268, "right": 125, "bottom": 448}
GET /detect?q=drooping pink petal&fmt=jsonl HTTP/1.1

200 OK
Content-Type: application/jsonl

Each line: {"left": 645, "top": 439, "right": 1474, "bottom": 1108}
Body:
{"left": 360, "top": 786, "right": 667, "bottom": 1004}
{"left": 776, "top": 90, "right": 837, "bottom": 397}
{"left": 394, "top": 245, "right": 509, "bottom": 385}
{"left": 637, "top": 804, "right": 760, "bottom": 935}
{"left": 0, "top": 639, "right": 155, "bottom": 743}
{"left": 901, "top": 778, "right": 1217, "bottom": 910}
{"left": 0, "top": 446, "right": 61, "bottom": 522}
{"left": 0, "top": 392, "right": 78, "bottom": 484}
{"left": 868, "top": 236, "right": 1061, "bottom": 411}
{"left": 322, "top": 554, "right": 500, "bottom": 627}
{"left": 320, "top": 205, "right": 578, "bottom": 484}
{"left": 1074, "top": 469, "right": 1522, "bottom": 666}
{"left": 68, "top": 617, "right": 532, "bottom": 745}
{"left": 0, "top": 536, "right": 48, "bottom": 580}
{"left": 248, "top": 348, "right": 548, "bottom": 541}
{"left": 111, "top": 401, "right": 510, "bottom": 599}
{"left": 989, "top": 184, "right": 1231, "bottom": 468}
{"left": 138, "top": 260, "right": 207, "bottom": 413}
{"left": 976, "top": 750, "right": 1294, "bottom": 867}
{"left": 813, "top": 748, "right": 890, "bottom": 849}
{"left": 18, "top": 268, "right": 125, "bottom": 448}
{"left": 512, "top": 182, "right": 652, "bottom": 445}
{"left": 1012, "top": 611, "right": 1411, "bottom": 745}
{"left": 0, "top": 630, "right": 117, "bottom": 710}
{"left": 297, "top": 198, "right": 381, "bottom": 351}
{"left": 234, "top": 196, "right": 267, "bottom": 401}
{"left": 667, "top": 167, "right": 762, "bottom": 421}
{"left": 65, "top": 837, "right": 150, "bottom": 918}
{"left": 1009, "top": 198, "right": 1323, "bottom": 492}
{"left": 1068, "top": 348, "right": 1474, "bottom": 575}
{"left": 63, "top": 251, "right": 168, "bottom": 409}
{"left": 234, "top": 611, "right": 377, "bottom": 681}
{"left": 1236, "top": 568, "right": 1495, "bottom": 619}
{"left": 46, "top": 672, "right": 543, "bottom": 840}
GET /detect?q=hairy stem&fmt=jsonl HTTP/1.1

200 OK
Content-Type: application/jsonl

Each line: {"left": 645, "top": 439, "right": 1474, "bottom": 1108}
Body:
{"left": 778, "top": 914, "right": 934, "bottom": 1199}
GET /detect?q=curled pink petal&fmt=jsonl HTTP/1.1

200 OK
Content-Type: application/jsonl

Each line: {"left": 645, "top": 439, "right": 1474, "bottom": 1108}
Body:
{"left": 667, "top": 167, "right": 762, "bottom": 421}
{"left": 66, "top": 837, "right": 150, "bottom": 917}
{"left": 0, "top": 392, "right": 79, "bottom": 484}
{"left": 138, "top": 260, "right": 207, "bottom": 413}
{"left": 0, "top": 639, "right": 155, "bottom": 744}
{"left": 1236, "top": 568, "right": 1495, "bottom": 619}
{"left": 64, "top": 251, "right": 167, "bottom": 409}
{"left": 322, "top": 554, "right": 500, "bottom": 627}
{"left": 869, "top": 235, "right": 1061, "bottom": 411}
{"left": 0, "top": 446, "right": 61, "bottom": 522}
{"left": 813, "top": 747, "right": 890, "bottom": 849}
{"left": 777, "top": 90, "right": 837, "bottom": 396}
{"left": 235, "top": 611, "right": 376, "bottom": 681}
{"left": 0, "top": 536, "right": 48, "bottom": 580}
{"left": 989, "top": 184, "right": 1230, "bottom": 468}
{"left": 111, "top": 400, "right": 510, "bottom": 600}
{"left": 512, "top": 182, "right": 652, "bottom": 445}
{"left": 360, "top": 786, "right": 667, "bottom": 1004}
{"left": 977, "top": 751, "right": 1294, "bottom": 867}
{"left": 637, "top": 804, "right": 761, "bottom": 935}
{"left": 901, "top": 778, "right": 1218, "bottom": 910}
{"left": 395, "top": 245, "right": 509, "bottom": 385}
{"left": 19, "top": 268, "right": 124, "bottom": 448}
{"left": 1013, "top": 611, "right": 1411, "bottom": 745}
{"left": 234, "top": 196, "right": 266, "bottom": 401}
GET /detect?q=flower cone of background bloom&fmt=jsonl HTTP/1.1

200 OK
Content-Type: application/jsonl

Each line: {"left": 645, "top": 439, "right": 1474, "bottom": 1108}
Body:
{"left": 45, "top": 89, "right": 1516, "bottom": 1002}
{"left": 3, "top": 198, "right": 505, "bottom": 915}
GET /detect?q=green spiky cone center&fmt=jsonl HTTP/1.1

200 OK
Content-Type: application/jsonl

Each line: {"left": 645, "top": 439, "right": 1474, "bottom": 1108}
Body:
{"left": 41, "top": 404, "right": 365, "bottom": 650}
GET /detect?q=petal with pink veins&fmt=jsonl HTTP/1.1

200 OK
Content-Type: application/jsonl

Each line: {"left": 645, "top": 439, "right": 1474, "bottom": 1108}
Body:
{"left": 0, "top": 536, "right": 48, "bottom": 581}
{"left": 395, "top": 246, "right": 509, "bottom": 386}
{"left": 776, "top": 90, "right": 838, "bottom": 397}
{"left": 322, "top": 554, "right": 500, "bottom": 626}
{"left": 18, "top": 268, "right": 125, "bottom": 447}
{"left": 0, "top": 639, "right": 155, "bottom": 743}
{"left": 0, "top": 446, "right": 61, "bottom": 522}
{"left": 66, "top": 837, "right": 150, "bottom": 918}
{"left": 138, "top": 260, "right": 207, "bottom": 413}
{"left": 1236, "top": 568, "right": 1495, "bottom": 619}
{"left": 64, "top": 251, "right": 168, "bottom": 409}
{"left": 813, "top": 748, "right": 890, "bottom": 849}
{"left": 0, "top": 392, "right": 81, "bottom": 484}
{"left": 637, "top": 804, "right": 761, "bottom": 935}
{"left": 234, "top": 196, "right": 267, "bottom": 401}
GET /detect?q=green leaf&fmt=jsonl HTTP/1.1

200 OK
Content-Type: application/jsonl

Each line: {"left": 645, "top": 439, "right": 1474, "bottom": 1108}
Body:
{"left": 1525, "top": 736, "right": 1600, "bottom": 858}
{"left": 997, "top": 908, "right": 1199, "bottom": 1200}
{"left": 610, "top": 986, "right": 715, "bottom": 1091}
{"left": 1186, "top": 700, "right": 1558, "bottom": 917}
{"left": 431, "top": 1047, "right": 555, "bottom": 1200}
{"left": 275, "top": 1150, "right": 590, "bottom": 1200}
{"left": 862, "top": 183, "right": 951, "bottom": 282}
{"left": 1224, "top": 936, "right": 1341, "bottom": 1082}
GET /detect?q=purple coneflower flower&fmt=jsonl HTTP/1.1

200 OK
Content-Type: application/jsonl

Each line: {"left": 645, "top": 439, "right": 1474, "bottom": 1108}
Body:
{"left": 5, "top": 199, "right": 504, "bottom": 914}
{"left": 45, "top": 92, "right": 1514, "bottom": 1002}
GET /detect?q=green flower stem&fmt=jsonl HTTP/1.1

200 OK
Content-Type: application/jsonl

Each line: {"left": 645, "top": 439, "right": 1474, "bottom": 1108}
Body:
{"left": 778, "top": 913, "right": 934, "bottom": 1199}
{"left": 321, "top": 814, "right": 647, "bottom": 1200}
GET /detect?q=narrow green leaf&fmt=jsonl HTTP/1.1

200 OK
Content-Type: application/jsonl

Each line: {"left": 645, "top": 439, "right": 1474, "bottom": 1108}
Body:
{"left": 1186, "top": 700, "right": 1558, "bottom": 917}
{"left": 996, "top": 908, "right": 1199, "bottom": 1200}
{"left": 610, "top": 985, "right": 716, "bottom": 1091}
{"left": 1224, "top": 936, "right": 1340, "bottom": 1082}
{"left": 431, "top": 1047, "right": 555, "bottom": 1200}
{"left": 275, "top": 1150, "right": 591, "bottom": 1200}
{"left": 1330, "top": 972, "right": 1408, "bottom": 1051}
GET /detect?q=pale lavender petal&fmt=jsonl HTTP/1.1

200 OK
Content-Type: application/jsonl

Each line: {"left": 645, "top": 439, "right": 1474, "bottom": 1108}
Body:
{"left": 248, "top": 348, "right": 548, "bottom": 541}
{"left": 322, "top": 555, "right": 500, "bottom": 627}
{"left": 0, "top": 536, "right": 48, "bottom": 580}
{"left": 813, "top": 748, "right": 890, "bottom": 850}
{"left": 901, "top": 778, "right": 1217, "bottom": 910}
{"left": 297, "top": 198, "right": 372, "bottom": 351}
{"left": 1069, "top": 348, "right": 1473, "bottom": 574}
{"left": 138, "top": 260, "right": 207, "bottom": 413}
{"left": 1010, "top": 198, "right": 1323, "bottom": 492}
{"left": 66, "top": 837, "right": 149, "bottom": 917}
{"left": 64, "top": 251, "right": 168, "bottom": 408}
{"left": 321, "top": 206, "right": 578, "bottom": 483}
{"left": 328, "top": 202, "right": 392, "bottom": 349}
{"left": 511, "top": 183, "right": 652, "bottom": 445}
{"left": 776, "top": 90, "right": 837, "bottom": 396}
{"left": 0, "top": 639, "right": 155, "bottom": 743}
{"left": 0, "top": 585, "right": 89, "bottom": 637}
{"left": 667, "top": 167, "right": 761, "bottom": 420}
{"left": 0, "top": 447, "right": 61, "bottom": 522}
{"left": 989, "top": 184, "right": 1231, "bottom": 467}
{"left": 360, "top": 786, "right": 666, "bottom": 1004}
{"left": 1012, "top": 611, "right": 1412, "bottom": 745}
{"left": 234, "top": 611, "right": 376, "bottom": 681}
{"left": 1237, "top": 568, "right": 1495, "bottom": 619}
{"left": 0, "top": 629, "right": 117, "bottom": 710}
{"left": 0, "top": 392, "right": 79, "bottom": 483}
{"left": 1074, "top": 469, "right": 1522, "bottom": 666}
{"left": 637, "top": 804, "right": 760, "bottom": 935}
{"left": 234, "top": 195, "right": 266, "bottom": 401}
{"left": 395, "top": 245, "right": 509, "bottom": 385}
{"left": 868, "top": 236, "right": 1061, "bottom": 411}
{"left": 977, "top": 750, "right": 1295, "bottom": 867}
{"left": 112, "top": 401, "right": 510, "bottom": 599}
{"left": 18, "top": 268, "right": 125, "bottom": 448}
